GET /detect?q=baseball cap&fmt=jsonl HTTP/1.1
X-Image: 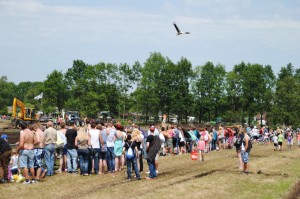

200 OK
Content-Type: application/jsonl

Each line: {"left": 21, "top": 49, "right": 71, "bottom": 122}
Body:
{"left": 1, "top": 134, "right": 8, "bottom": 140}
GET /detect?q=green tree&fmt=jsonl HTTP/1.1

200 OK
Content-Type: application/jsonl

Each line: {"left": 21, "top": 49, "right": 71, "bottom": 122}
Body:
{"left": 0, "top": 76, "right": 16, "bottom": 114}
{"left": 43, "top": 70, "right": 67, "bottom": 113}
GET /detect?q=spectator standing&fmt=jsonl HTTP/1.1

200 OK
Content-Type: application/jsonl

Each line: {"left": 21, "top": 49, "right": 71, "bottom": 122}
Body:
{"left": 65, "top": 120, "right": 78, "bottom": 174}
{"left": 99, "top": 124, "right": 107, "bottom": 174}
{"left": 106, "top": 122, "right": 116, "bottom": 173}
{"left": 43, "top": 121, "right": 57, "bottom": 176}
{"left": 33, "top": 123, "right": 45, "bottom": 180}
{"left": 88, "top": 122, "right": 101, "bottom": 174}
{"left": 0, "top": 137, "right": 12, "bottom": 183}
{"left": 17, "top": 122, "right": 36, "bottom": 184}
{"left": 241, "top": 128, "right": 250, "bottom": 174}
{"left": 75, "top": 129, "right": 90, "bottom": 176}
{"left": 145, "top": 126, "right": 161, "bottom": 180}
{"left": 124, "top": 134, "right": 140, "bottom": 180}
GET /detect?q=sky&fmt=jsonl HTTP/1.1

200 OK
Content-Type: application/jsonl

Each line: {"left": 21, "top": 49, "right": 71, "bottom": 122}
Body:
{"left": 0, "top": 0, "right": 300, "bottom": 84}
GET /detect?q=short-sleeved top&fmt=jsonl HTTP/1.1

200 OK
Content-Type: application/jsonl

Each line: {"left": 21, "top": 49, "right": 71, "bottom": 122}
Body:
{"left": 124, "top": 141, "right": 137, "bottom": 151}
{"left": 89, "top": 129, "right": 100, "bottom": 148}
{"left": 278, "top": 134, "right": 284, "bottom": 142}
{"left": 146, "top": 134, "right": 154, "bottom": 148}
{"left": 66, "top": 128, "right": 77, "bottom": 149}
{"left": 107, "top": 128, "right": 116, "bottom": 147}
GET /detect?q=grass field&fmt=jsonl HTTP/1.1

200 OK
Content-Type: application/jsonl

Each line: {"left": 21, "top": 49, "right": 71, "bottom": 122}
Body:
{"left": 1, "top": 139, "right": 300, "bottom": 199}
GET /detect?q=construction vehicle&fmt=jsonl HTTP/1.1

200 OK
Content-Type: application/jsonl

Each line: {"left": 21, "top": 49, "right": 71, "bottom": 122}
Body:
{"left": 11, "top": 97, "right": 37, "bottom": 127}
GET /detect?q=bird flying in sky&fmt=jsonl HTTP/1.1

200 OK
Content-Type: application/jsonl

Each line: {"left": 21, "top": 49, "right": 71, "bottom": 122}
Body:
{"left": 173, "top": 22, "right": 190, "bottom": 35}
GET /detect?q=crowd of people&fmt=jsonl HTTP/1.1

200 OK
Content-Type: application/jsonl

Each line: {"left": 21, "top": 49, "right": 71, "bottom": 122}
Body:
{"left": 0, "top": 120, "right": 299, "bottom": 184}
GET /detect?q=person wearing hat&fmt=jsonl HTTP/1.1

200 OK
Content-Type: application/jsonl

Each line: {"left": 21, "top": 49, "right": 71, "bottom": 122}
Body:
{"left": 1, "top": 134, "right": 8, "bottom": 141}
{"left": 0, "top": 136, "right": 12, "bottom": 183}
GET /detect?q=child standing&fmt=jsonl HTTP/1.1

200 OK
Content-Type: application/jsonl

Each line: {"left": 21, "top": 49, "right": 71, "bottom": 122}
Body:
{"left": 9, "top": 149, "right": 19, "bottom": 175}
{"left": 278, "top": 132, "right": 284, "bottom": 151}
{"left": 197, "top": 136, "right": 205, "bottom": 161}
{"left": 273, "top": 134, "right": 278, "bottom": 151}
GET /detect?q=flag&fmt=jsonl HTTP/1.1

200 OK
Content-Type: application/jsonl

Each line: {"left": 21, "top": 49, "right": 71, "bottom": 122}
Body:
{"left": 34, "top": 92, "right": 43, "bottom": 100}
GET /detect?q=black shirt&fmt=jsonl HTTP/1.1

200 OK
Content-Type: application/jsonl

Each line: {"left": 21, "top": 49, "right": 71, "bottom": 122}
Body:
{"left": 0, "top": 138, "right": 12, "bottom": 154}
{"left": 66, "top": 128, "right": 77, "bottom": 149}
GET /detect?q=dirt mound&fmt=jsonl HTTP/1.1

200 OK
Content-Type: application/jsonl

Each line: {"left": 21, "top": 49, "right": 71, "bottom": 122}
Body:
{"left": 285, "top": 181, "right": 300, "bottom": 199}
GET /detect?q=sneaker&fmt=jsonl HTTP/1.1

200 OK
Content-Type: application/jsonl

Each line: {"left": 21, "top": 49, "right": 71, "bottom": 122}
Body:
{"left": 136, "top": 177, "right": 141, "bottom": 180}
{"left": 31, "top": 179, "right": 38, "bottom": 183}
{"left": 22, "top": 180, "right": 31, "bottom": 184}
{"left": 156, "top": 170, "right": 159, "bottom": 174}
{"left": 145, "top": 171, "right": 150, "bottom": 174}
{"left": 145, "top": 176, "right": 155, "bottom": 180}
{"left": 0, "top": 178, "right": 9, "bottom": 183}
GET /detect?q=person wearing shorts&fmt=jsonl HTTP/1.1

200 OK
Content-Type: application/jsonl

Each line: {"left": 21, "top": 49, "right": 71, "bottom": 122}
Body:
{"left": 241, "top": 129, "right": 250, "bottom": 174}
{"left": 278, "top": 132, "right": 284, "bottom": 151}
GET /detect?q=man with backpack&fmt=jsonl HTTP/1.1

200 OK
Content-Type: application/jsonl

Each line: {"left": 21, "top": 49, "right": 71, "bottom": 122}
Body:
{"left": 145, "top": 126, "right": 161, "bottom": 179}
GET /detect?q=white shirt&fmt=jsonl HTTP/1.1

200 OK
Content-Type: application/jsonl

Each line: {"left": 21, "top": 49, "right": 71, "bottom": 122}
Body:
{"left": 106, "top": 128, "right": 116, "bottom": 147}
{"left": 89, "top": 128, "right": 100, "bottom": 148}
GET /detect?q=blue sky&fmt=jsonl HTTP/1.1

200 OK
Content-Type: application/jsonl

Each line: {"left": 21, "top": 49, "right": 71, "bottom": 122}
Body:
{"left": 1, "top": 0, "right": 300, "bottom": 84}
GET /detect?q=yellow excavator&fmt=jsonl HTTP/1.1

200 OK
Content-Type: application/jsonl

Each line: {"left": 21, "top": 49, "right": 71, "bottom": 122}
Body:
{"left": 11, "top": 97, "right": 37, "bottom": 127}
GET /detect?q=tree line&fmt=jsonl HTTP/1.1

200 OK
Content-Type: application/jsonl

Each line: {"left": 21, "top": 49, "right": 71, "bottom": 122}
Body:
{"left": 0, "top": 52, "right": 299, "bottom": 127}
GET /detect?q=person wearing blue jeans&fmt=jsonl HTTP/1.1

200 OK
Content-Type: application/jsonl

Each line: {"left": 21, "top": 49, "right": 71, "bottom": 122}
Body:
{"left": 77, "top": 148, "right": 89, "bottom": 175}
{"left": 43, "top": 121, "right": 57, "bottom": 176}
{"left": 65, "top": 121, "right": 78, "bottom": 173}
{"left": 146, "top": 158, "right": 157, "bottom": 179}
{"left": 67, "top": 149, "right": 78, "bottom": 173}
{"left": 106, "top": 147, "right": 115, "bottom": 173}
{"left": 145, "top": 126, "right": 159, "bottom": 179}
{"left": 44, "top": 143, "right": 55, "bottom": 176}
{"left": 91, "top": 148, "right": 101, "bottom": 174}
{"left": 124, "top": 134, "right": 141, "bottom": 180}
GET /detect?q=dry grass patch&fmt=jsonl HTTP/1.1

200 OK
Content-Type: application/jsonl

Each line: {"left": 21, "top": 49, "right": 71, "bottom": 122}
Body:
{"left": 0, "top": 141, "right": 300, "bottom": 199}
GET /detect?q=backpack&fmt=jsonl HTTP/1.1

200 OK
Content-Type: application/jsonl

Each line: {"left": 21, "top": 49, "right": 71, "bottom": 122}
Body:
{"left": 126, "top": 142, "right": 134, "bottom": 159}
{"left": 147, "top": 136, "right": 162, "bottom": 161}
